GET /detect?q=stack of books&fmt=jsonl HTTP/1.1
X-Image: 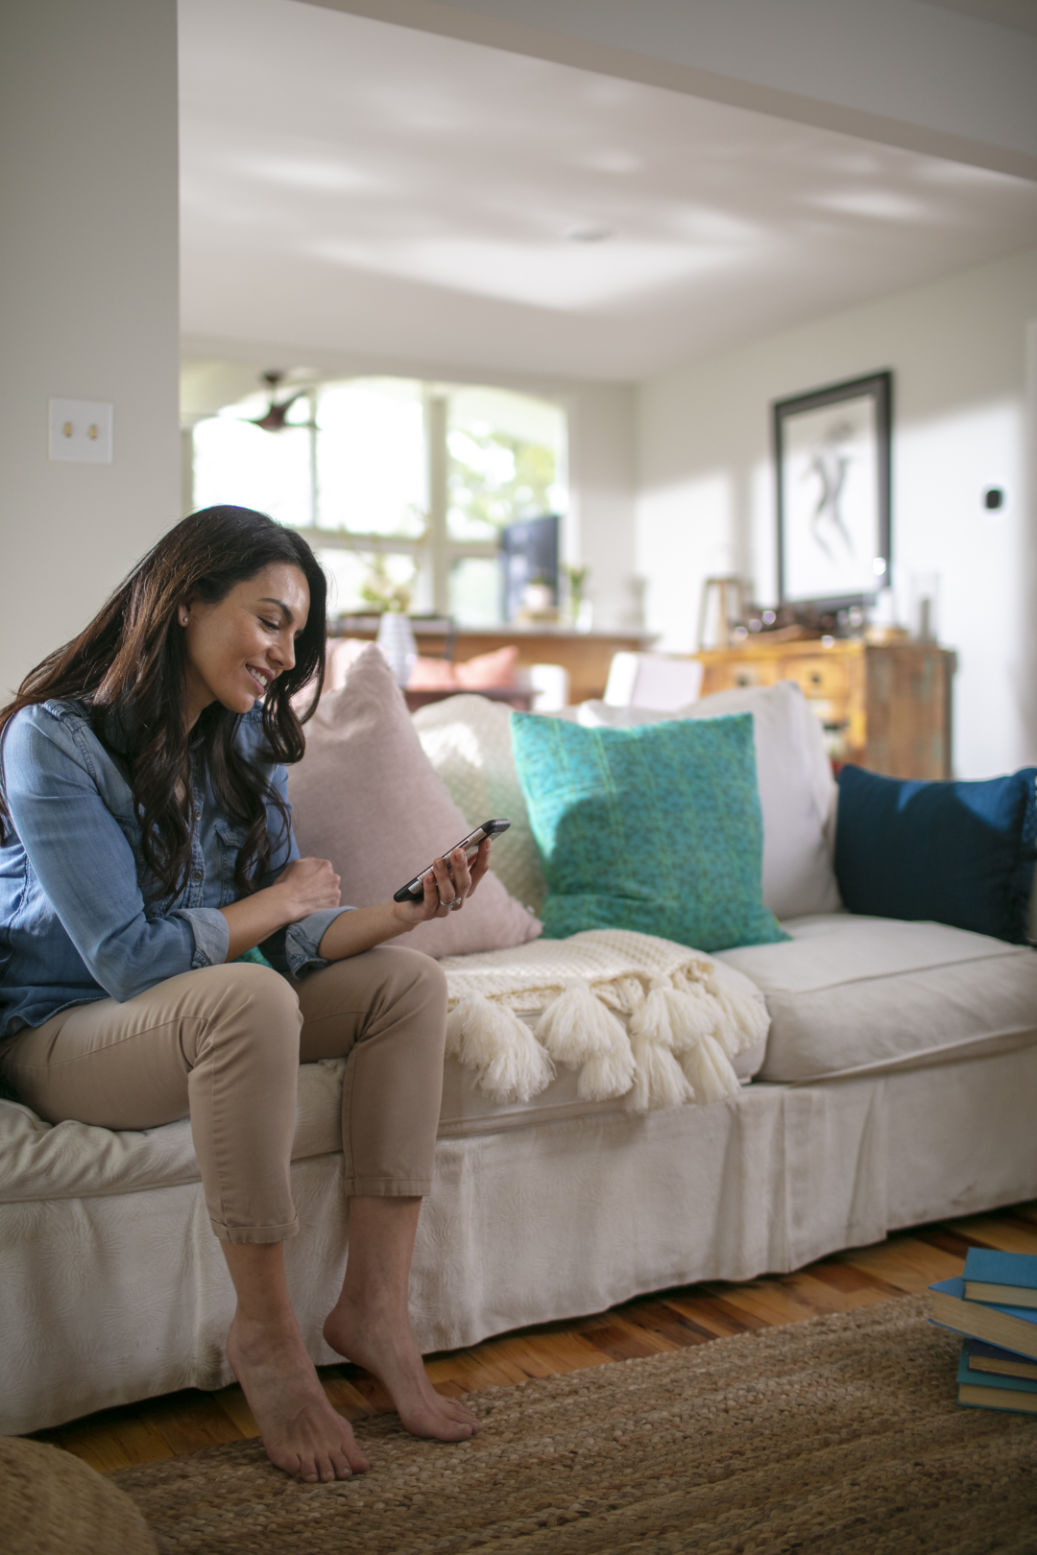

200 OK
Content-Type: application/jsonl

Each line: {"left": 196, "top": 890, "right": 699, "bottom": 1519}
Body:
{"left": 929, "top": 1248, "right": 1037, "bottom": 1415}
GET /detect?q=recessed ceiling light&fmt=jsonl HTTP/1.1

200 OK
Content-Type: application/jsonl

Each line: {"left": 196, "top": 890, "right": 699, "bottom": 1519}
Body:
{"left": 564, "top": 225, "right": 614, "bottom": 243}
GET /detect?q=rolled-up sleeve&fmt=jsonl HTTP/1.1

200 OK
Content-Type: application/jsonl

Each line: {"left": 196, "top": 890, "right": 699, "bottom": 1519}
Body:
{"left": 256, "top": 754, "right": 355, "bottom": 978}
{"left": 170, "top": 905, "right": 231, "bottom": 968}
{"left": 278, "top": 907, "right": 354, "bottom": 978}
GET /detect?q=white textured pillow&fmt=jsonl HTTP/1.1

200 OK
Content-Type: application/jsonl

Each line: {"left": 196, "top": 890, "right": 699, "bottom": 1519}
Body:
{"left": 288, "top": 647, "right": 542, "bottom": 957}
{"left": 575, "top": 680, "right": 840, "bottom": 920}
{"left": 413, "top": 693, "right": 546, "bottom": 914}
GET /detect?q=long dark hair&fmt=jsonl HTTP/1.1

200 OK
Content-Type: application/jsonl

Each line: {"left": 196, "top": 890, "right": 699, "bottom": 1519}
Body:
{"left": 0, "top": 506, "right": 327, "bottom": 901}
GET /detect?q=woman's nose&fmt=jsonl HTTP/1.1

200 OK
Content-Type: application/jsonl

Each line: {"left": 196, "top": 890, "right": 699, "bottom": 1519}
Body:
{"left": 269, "top": 633, "right": 295, "bottom": 673}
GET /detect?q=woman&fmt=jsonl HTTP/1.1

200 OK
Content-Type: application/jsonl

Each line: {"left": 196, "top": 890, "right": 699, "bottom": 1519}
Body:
{"left": 0, "top": 505, "right": 488, "bottom": 1483}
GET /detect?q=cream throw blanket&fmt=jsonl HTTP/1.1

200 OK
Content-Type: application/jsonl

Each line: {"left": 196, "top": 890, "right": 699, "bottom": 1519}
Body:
{"left": 439, "top": 929, "right": 769, "bottom": 1113}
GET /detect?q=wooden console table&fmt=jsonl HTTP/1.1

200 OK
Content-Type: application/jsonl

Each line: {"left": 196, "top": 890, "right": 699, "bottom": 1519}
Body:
{"left": 692, "top": 637, "right": 956, "bottom": 780}
{"left": 403, "top": 686, "right": 534, "bottom": 713}
{"left": 330, "top": 625, "right": 654, "bottom": 707}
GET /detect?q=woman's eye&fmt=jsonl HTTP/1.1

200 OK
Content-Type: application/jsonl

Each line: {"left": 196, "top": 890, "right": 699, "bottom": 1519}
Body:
{"left": 260, "top": 618, "right": 280, "bottom": 632}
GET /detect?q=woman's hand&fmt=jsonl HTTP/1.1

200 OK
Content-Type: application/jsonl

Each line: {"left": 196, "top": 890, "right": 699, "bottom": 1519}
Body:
{"left": 273, "top": 856, "right": 342, "bottom": 920}
{"left": 313, "top": 838, "right": 494, "bottom": 962}
{"left": 219, "top": 856, "right": 340, "bottom": 963}
{"left": 391, "top": 837, "right": 492, "bottom": 928}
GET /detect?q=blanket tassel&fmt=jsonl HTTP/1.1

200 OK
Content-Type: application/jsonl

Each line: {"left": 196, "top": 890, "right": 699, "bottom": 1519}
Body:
{"left": 447, "top": 994, "right": 555, "bottom": 1103}
{"left": 626, "top": 985, "right": 695, "bottom": 1112}
{"left": 678, "top": 1030, "right": 742, "bottom": 1103}
{"left": 626, "top": 1030, "right": 694, "bottom": 1112}
{"left": 632, "top": 979, "right": 741, "bottom": 1105}
{"left": 701, "top": 973, "right": 770, "bottom": 1056}
{"left": 534, "top": 981, "right": 636, "bottom": 1101}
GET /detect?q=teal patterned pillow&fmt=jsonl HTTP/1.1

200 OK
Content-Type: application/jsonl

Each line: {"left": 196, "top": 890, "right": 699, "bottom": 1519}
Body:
{"left": 236, "top": 945, "right": 276, "bottom": 970}
{"left": 510, "top": 711, "right": 789, "bottom": 952}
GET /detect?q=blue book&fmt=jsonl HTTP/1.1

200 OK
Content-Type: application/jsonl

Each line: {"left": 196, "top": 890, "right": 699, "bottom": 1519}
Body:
{"left": 956, "top": 1346, "right": 1037, "bottom": 1415}
{"left": 928, "top": 1276, "right": 1037, "bottom": 1361}
{"left": 963, "top": 1336, "right": 1037, "bottom": 1383}
{"left": 963, "top": 1248, "right": 1037, "bottom": 1310}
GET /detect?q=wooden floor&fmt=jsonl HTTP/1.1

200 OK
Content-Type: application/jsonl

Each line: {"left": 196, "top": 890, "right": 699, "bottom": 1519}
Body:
{"left": 35, "top": 1199, "right": 1037, "bottom": 1474}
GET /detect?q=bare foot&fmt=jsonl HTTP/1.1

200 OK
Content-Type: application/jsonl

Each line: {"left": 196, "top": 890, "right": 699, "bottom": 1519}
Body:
{"left": 227, "top": 1313, "right": 371, "bottom": 1482}
{"left": 324, "top": 1301, "right": 479, "bottom": 1442}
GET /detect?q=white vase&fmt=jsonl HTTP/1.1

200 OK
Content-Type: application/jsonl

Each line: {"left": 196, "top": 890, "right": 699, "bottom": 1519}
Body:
{"left": 522, "top": 582, "right": 554, "bottom": 615}
{"left": 376, "top": 611, "right": 417, "bottom": 686}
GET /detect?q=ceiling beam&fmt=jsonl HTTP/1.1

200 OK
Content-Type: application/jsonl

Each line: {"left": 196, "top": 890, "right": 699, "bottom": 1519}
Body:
{"left": 297, "top": 0, "right": 1037, "bottom": 181}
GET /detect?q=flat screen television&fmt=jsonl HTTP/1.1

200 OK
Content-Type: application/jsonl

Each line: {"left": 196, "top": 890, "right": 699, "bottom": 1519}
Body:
{"left": 499, "top": 513, "right": 559, "bottom": 622}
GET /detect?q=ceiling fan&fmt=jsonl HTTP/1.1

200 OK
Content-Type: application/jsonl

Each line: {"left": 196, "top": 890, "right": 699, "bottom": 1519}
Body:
{"left": 245, "top": 369, "right": 318, "bottom": 432}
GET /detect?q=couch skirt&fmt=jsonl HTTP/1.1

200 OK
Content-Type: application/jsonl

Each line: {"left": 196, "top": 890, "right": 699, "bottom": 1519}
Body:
{"left": 3, "top": 1039, "right": 1037, "bottom": 1436}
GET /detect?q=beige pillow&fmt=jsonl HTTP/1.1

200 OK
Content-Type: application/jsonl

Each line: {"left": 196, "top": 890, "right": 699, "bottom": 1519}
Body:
{"left": 413, "top": 693, "right": 547, "bottom": 914}
{"left": 288, "top": 645, "right": 542, "bottom": 957}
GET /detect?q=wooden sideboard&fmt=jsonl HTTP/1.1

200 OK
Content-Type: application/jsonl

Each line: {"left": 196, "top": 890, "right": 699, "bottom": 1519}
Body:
{"left": 330, "top": 625, "right": 655, "bottom": 707}
{"left": 692, "top": 637, "right": 956, "bottom": 780}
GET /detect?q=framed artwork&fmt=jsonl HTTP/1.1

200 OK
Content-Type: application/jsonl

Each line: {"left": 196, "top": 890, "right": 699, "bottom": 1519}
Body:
{"left": 773, "top": 370, "right": 892, "bottom": 609}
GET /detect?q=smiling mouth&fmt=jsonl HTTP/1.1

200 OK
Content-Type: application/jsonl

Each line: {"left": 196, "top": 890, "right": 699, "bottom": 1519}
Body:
{"left": 247, "top": 665, "right": 272, "bottom": 695}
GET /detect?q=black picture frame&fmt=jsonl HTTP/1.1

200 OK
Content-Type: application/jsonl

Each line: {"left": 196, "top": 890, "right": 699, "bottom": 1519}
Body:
{"left": 773, "top": 370, "right": 892, "bottom": 610}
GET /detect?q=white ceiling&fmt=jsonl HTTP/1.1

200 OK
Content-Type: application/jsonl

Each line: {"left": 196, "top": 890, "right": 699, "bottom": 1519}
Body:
{"left": 178, "top": 0, "right": 1037, "bottom": 385}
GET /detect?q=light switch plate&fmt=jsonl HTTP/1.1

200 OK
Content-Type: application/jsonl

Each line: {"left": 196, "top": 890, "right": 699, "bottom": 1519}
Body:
{"left": 49, "top": 399, "right": 114, "bottom": 463}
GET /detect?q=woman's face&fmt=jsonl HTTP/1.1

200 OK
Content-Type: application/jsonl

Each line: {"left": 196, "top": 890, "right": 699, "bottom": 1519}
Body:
{"left": 179, "top": 562, "right": 310, "bottom": 729}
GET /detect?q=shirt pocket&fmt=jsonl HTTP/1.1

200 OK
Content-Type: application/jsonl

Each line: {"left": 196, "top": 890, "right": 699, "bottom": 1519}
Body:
{"left": 211, "top": 819, "right": 252, "bottom": 907}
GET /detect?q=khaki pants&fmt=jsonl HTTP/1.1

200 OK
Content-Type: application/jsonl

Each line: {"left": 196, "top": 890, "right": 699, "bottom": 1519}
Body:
{"left": 0, "top": 948, "right": 447, "bottom": 1244}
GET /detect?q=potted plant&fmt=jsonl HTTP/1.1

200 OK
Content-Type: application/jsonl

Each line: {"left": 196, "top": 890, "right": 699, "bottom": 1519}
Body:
{"left": 563, "top": 564, "right": 591, "bottom": 629}
{"left": 359, "top": 556, "right": 418, "bottom": 684}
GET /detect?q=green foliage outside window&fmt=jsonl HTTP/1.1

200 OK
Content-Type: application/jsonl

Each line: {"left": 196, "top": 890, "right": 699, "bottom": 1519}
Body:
{"left": 448, "top": 428, "right": 558, "bottom": 536}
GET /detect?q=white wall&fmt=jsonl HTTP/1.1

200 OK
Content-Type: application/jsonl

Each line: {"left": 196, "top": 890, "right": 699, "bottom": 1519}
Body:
{"left": 637, "top": 246, "right": 1037, "bottom": 779}
{"left": 0, "top": 0, "right": 180, "bottom": 700}
{"left": 560, "top": 385, "right": 638, "bottom": 629}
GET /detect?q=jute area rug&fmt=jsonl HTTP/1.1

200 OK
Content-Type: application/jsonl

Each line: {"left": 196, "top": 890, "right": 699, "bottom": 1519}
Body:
{"left": 112, "top": 1295, "right": 1037, "bottom": 1555}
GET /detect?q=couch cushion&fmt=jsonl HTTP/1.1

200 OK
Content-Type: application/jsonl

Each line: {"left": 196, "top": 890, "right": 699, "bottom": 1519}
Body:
{"left": 835, "top": 764, "right": 1037, "bottom": 944}
{"left": 0, "top": 943, "right": 769, "bottom": 1198}
{"left": 510, "top": 710, "right": 788, "bottom": 953}
{"left": 288, "top": 645, "right": 541, "bottom": 957}
{"left": 0, "top": 1058, "right": 346, "bottom": 1204}
{"left": 718, "top": 913, "right": 1037, "bottom": 1083}
{"left": 575, "top": 681, "right": 840, "bottom": 920}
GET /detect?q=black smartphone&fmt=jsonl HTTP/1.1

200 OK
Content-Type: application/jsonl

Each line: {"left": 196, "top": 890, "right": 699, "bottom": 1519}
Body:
{"left": 392, "top": 818, "right": 511, "bottom": 902}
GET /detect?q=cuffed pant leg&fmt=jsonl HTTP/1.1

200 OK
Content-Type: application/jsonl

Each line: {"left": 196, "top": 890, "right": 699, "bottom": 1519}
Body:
{"left": 0, "top": 963, "right": 304, "bottom": 1244}
{"left": 295, "top": 946, "right": 447, "bottom": 1197}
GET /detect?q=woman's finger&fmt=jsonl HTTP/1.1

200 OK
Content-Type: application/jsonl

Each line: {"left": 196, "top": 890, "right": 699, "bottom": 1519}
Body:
{"left": 444, "top": 850, "right": 468, "bottom": 912}
{"left": 431, "top": 855, "right": 455, "bottom": 914}
{"left": 466, "top": 837, "right": 492, "bottom": 896}
{"left": 450, "top": 846, "right": 473, "bottom": 895}
{"left": 415, "top": 840, "right": 493, "bottom": 920}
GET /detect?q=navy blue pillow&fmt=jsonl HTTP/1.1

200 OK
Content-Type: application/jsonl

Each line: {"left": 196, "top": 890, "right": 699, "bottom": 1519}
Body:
{"left": 834, "top": 764, "right": 1037, "bottom": 943}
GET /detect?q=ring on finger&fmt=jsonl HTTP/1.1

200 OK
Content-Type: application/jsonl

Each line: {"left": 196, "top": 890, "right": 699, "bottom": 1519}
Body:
{"left": 450, "top": 897, "right": 463, "bottom": 910}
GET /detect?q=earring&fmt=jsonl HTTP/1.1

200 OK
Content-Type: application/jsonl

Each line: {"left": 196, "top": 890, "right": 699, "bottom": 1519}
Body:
{"left": 179, "top": 610, "right": 188, "bottom": 626}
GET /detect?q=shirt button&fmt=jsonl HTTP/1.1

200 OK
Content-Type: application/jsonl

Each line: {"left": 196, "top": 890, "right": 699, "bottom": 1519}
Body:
{"left": 191, "top": 868, "right": 203, "bottom": 882}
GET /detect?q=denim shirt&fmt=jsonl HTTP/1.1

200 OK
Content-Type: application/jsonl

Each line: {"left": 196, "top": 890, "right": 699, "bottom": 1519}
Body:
{"left": 0, "top": 699, "right": 349, "bottom": 1039}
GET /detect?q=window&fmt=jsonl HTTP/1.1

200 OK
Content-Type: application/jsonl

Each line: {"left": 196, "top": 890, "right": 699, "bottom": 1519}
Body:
{"left": 188, "top": 374, "right": 568, "bottom": 625}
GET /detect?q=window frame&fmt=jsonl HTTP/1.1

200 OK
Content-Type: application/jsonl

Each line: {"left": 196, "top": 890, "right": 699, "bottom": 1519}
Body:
{"left": 188, "top": 376, "right": 566, "bottom": 623}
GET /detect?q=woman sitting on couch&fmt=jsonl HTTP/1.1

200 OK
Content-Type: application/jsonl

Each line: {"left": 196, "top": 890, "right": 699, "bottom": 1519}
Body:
{"left": 0, "top": 505, "right": 490, "bottom": 1483}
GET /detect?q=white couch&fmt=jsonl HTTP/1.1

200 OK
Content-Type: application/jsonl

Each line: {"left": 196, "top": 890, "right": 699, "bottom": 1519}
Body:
{"left": 3, "top": 670, "right": 1037, "bottom": 1438}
